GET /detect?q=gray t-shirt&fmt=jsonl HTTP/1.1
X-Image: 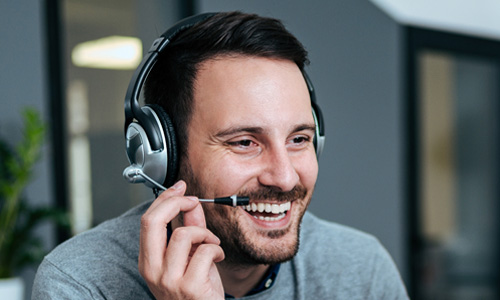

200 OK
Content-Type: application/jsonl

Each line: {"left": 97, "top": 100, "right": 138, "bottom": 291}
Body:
{"left": 32, "top": 201, "right": 408, "bottom": 299}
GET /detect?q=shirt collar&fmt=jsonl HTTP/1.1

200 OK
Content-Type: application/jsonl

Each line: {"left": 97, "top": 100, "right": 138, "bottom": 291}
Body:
{"left": 225, "top": 263, "right": 281, "bottom": 298}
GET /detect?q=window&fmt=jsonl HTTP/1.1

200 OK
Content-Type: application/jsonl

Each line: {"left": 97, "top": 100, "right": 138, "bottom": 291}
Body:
{"left": 407, "top": 28, "right": 500, "bottom": 299}
{"left": 56, "top": 0, "right": 185, "bottom": 234}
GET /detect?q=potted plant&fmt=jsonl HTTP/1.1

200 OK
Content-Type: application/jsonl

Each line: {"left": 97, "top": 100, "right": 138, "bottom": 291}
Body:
{"left": 0, "top": 108, "right": 69, "bottom": 299}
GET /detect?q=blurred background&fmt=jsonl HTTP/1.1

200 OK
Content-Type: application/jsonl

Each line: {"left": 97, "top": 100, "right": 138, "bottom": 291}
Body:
{"left": 2, "top": 0, "right": 500, "bottom": 299}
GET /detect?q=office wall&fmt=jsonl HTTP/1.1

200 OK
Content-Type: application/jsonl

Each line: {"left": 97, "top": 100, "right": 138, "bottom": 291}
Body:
{"left": 0, "top": 1, "right": 54, "bottom": 298}
{"left": 198, "top": 0, "right": 407, "bottom": 280}
{"left": 1, "top": 2, "right": 52, "bottom": 208}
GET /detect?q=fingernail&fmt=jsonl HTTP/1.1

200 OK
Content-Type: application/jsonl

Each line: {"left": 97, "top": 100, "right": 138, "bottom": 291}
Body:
{"left": 186, "top": 196, "right": 198, "bottom": 202}
{"left": 171, "top": 180, "right": 184, "bottom": 190}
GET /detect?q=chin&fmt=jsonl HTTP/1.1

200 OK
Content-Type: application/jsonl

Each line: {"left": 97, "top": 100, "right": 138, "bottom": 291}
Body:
{"left": 218, "top": 209, "right": 304, "bottom": 266}
{"left": 251, "top": 231, "right": 301, "bottom": 264}
{"left": 203, "top": 185, "right": 312, "bottom": 267}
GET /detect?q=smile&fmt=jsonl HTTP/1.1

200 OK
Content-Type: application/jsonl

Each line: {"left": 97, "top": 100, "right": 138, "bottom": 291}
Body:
{"left": 242, "top": 202, "right": 291, "bottom": 221}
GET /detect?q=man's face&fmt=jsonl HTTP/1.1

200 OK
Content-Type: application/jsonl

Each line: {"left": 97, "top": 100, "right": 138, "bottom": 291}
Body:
{"left": 181, "top": 56, "right": 318, "bottom": 266}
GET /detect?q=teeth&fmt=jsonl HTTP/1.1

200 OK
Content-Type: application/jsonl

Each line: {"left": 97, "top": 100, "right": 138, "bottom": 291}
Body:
{"left": 253, "top": 213, "right": 286, "bottom": 221}
{"left": 243, "top": 202, "right": 291, "bottom": 215}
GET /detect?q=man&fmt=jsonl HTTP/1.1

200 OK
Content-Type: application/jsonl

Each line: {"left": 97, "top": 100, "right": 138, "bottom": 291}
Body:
{"left": 33, "top": 12, "right": 408, "bottom": 299}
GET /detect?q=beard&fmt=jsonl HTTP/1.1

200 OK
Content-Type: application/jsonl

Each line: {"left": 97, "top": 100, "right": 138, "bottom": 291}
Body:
{"left": 178, "top": 159, "right": 311, "bottom": 268}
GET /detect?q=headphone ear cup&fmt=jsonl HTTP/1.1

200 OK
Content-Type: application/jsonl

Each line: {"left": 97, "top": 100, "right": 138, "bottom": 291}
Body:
{"left": 311, "top": 101, "right": 325, "bottom": 158}
{"left": 146, "top": 104, "right": 179, "bottom": 187}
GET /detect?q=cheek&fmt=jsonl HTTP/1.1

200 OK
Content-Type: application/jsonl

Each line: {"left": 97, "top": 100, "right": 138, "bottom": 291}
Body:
{"left": 296, "top": 152, "right": 319, "bottom": 188}
{"left": 195, "top": 155, "right": 260, "bottom": 195}
{"left": 192, "top": 147, "right": 318, "bottom": 196}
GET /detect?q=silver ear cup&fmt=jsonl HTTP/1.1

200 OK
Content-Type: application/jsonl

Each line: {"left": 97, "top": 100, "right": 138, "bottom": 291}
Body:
{"left": 124, "top": 108, "right": 168, "bottom": 188}
{"left": 312, "top": 107, "right": 325, "bottom": 158}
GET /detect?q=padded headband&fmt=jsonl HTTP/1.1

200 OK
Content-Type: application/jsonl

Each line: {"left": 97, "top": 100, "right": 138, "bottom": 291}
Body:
{"left": 124, "top": 13, "right": 216, "bottom": 150}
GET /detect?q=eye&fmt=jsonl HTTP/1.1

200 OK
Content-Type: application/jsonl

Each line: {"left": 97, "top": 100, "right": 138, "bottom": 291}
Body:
{"left": 228, "top": 139, "right": 253, "bottom": 147}
{"left": 225, "top": 138, "right": 261, "bottom": 156}
{"left": 287, "top": 134, "right": 313, "bottom": 150}
{"left": 292, "top": 136, "right": 310, "bottom": 144}
{"left": 226, "top": 136, "right": 260, "bottom": 154}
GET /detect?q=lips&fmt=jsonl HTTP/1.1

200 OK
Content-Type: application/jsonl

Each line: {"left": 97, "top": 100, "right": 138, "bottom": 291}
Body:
{"left": 242, "top": 202, "right": 291, "bottom": 221}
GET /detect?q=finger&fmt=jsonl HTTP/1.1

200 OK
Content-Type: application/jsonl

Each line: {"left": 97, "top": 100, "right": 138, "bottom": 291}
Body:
{"left": 147, "top": 180, "right": 187, "bottom": 211}
{"left": 182, "top": 198, "right": 207, "bottom": 228}
{"left": 183, "top": 244, "right": 225, "bottom": 283}
{"left": 149, "top": 181, "right": 206, "bottom": 229}
{"left": 164, "top": 226, "right": 221, "bottom": 277}
{"left": 139, "top": 181, "right": 199, "bottom": 276}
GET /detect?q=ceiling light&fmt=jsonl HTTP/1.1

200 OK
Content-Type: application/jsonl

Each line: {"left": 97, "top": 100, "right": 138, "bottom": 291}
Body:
{"left": 71, "top": 36, "right": 142, "bottom": 70}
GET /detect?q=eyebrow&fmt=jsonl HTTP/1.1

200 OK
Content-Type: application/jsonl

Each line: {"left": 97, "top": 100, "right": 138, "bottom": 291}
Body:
{"left": 214, "top": 126, "right": 264, "bottom": 138}
{"left": 293, "top": 123, "right": 317, "bottom": 133}
{"left": 214, "top": 123, "right": 316, "bottom": 138}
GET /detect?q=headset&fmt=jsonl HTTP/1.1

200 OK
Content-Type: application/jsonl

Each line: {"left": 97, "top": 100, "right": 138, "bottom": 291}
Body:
{"left": 123, "top": 12, "right": 325, "bottom": 191}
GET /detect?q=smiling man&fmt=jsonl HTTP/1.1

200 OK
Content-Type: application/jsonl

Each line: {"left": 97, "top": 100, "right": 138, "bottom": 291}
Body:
{"left": 186, "top": 57, "right": 316, "bottom": 262}
{"left": 33, "top": 12, "right": 408, "bottom": 299}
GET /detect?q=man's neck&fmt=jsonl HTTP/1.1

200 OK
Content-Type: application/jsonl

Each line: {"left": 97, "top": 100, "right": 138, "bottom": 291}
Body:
{"left": 217, "top": 263, "right": 270, "bottom": 298}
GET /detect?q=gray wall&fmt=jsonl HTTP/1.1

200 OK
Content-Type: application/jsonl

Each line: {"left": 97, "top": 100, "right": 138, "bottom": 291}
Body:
{"left": 0, "top": 0, "right": 54, "bottom": 298}
{"left": 198, "top": 0, "right": 407, "bottom": 281}
{"left": 1, "top": 2, "right": 52, "bottom": 206}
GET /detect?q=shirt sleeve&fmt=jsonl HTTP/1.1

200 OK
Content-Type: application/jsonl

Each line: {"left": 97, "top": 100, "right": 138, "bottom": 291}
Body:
{"left": 32, "top": 258, "right": 95, "bottom": 300}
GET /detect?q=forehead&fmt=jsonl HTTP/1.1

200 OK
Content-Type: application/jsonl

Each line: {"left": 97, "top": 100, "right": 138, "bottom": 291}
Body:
{"left": 191, "top": 56, "right": 312, "bottom": 128}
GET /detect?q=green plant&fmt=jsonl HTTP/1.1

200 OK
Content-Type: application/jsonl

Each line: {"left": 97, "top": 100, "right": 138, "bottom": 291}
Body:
{"left": 0, "top": 108, "right": 69, "bottom": 278}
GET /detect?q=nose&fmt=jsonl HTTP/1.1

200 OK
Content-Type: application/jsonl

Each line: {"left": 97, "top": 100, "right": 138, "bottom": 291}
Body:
{"left": 257, "top": 146, "right": 299, "bottom": 192}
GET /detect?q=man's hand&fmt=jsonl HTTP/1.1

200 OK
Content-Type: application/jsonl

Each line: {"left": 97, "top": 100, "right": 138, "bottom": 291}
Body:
{"left": 138, "top": 180, "right": 225, "bottom": 299}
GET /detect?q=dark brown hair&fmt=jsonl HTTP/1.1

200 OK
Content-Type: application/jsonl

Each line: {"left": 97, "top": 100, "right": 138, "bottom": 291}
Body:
{"left": 144, "top": 11, "right": 309, "bottom": 163}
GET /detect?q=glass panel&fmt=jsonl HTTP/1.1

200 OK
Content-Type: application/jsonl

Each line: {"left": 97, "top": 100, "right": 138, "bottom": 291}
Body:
{"left": 417, "top": 51, "right": 500, "bottom": 299}
{"left": 62, "top": 0, "right": 154, "bottom": 234}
